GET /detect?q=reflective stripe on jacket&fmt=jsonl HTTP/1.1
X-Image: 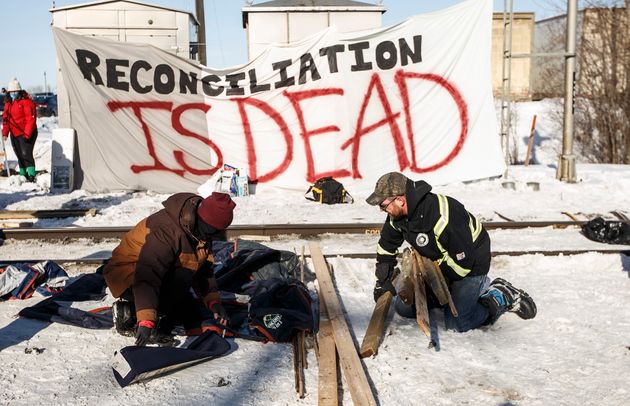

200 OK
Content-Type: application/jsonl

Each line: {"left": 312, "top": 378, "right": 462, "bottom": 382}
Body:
{"left": 376, "top": 179, "right": 490, "bottom": 283}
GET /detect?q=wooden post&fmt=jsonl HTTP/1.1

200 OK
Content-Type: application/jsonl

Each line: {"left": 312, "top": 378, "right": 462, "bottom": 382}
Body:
{"left": 292, "top": 335, "right": 305, "bottom": 397}
{"left": 409, "top": 251, "right": 430, "bottom": 338}
{"left": 292, "top": 246, "right": 309, "bottom": 398}
{"left": 417, "top": 255, "right": 458, "bottom": 317}
{"left": 309, "top": 242, "right": 377, "bottom": 406}
{"left": 359, "top": 290, "right": 393, "bottom": 358}
{"left": 195, "top": 0, "right": 207, "bottom": 66}
{"left": 524, "top": 114, "right": 537, "bottom": 166}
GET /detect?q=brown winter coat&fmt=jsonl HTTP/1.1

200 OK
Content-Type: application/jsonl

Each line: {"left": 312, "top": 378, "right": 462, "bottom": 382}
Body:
{"left": 103, "top": 193, "right": 219, "bottom": 321}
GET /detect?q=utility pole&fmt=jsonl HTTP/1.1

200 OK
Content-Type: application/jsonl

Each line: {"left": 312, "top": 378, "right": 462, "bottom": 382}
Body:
{"left": 44, "top": 71, "right": 48, "bottom": 93}
{"left": 499, "top": 0, "right": 514, "bottom": 178}
{"left": 195, "top": 0, "right": 207, "bottom": 66}
{"left": 557, "top": 0, "right": 578, "bottom": 182}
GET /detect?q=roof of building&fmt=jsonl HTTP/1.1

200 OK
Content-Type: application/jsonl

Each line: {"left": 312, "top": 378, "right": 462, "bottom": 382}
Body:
{"left": 50, "top": 0, "right": 198, "bottom": 24}
{"left": 242, "top": 0, "right": 386, "bottom": 27}
{"left": 246, "top": 0, "right": 383, "bottom": 7}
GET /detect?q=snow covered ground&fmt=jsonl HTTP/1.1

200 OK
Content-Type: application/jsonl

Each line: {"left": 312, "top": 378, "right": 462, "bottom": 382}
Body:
{"left": 1, "top": 100, "right": 629, "bottom": 405}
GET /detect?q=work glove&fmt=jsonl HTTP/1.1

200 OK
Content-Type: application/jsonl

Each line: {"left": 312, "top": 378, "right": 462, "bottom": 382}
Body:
{"left": 373, "top": 262, "right": 399, "bottom": 302}
{"left": 135, "top": 320, "right": 155, "bottom": 346}
{"left": 207, "top": 300, "right": 230, "bottom": 325}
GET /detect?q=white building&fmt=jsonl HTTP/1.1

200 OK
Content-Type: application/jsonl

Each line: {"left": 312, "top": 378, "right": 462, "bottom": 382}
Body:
{"left": 50, "top": 0, "right": 200, "bottom": 127}
{"left": 242, "top": 0, "right": 386, "bottom": 61}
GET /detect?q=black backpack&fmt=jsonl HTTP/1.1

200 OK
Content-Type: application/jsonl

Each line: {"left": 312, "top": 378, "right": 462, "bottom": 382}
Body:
{"left": 581, "top": 217, "right": 630, "bottom": 245}
{"left": 304, "top": 177, "right": 353, "bottom": 204}
{"left": 244, "top": 278, "right": 315, "bottom": 342}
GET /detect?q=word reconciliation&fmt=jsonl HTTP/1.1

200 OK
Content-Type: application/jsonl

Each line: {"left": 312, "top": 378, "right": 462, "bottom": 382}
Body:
{"left": 75, "top": 35, "right": 423, "bottom": 97}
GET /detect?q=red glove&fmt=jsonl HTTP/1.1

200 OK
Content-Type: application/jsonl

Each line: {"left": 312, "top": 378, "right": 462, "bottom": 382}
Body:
{"left": 135, "top": 320, "right": 155, "bottom": 346}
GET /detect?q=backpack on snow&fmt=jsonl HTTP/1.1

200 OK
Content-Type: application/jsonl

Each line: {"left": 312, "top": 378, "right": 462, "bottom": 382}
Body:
{"left": 581, "top": 217, "right": 630, "bottom": 245}
{"left": 244, "top": 278, "right": 316, "bottom": 342}
{"left": 304, "top": 177, "right": 353, "bottom": 204}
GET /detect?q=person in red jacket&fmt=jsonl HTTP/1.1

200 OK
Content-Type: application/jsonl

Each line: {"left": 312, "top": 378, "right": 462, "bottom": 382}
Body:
{"left": 2, "top": 78, "right": 38, "bottom": 182}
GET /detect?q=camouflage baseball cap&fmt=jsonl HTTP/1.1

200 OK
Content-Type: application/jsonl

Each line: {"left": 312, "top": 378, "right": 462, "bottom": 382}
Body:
{"left": 366, "top": 172, "right": 408, "bottom": 205}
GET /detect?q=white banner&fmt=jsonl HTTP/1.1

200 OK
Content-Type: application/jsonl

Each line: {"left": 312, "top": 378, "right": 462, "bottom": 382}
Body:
{"left": 53, "top": 0, "right": 503, "bottom": 194}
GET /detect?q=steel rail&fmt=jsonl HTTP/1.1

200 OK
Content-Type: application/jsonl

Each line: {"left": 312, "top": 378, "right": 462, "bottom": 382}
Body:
{"left": 0, "top": 221, "right": 585, "bottom": 241}
{"left": 2, "top": 247, "right": 628, "bottom": 267}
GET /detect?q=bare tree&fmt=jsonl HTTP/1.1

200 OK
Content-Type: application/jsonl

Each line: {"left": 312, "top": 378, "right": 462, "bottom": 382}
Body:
{"left": 578, "top": 1, "right": 629, "bottom": 163}
{"left": 532, "top": 0, "right": 629, "bottom": 164}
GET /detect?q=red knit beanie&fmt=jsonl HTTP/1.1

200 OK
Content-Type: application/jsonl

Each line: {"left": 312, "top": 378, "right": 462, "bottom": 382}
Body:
{"left": 197, "top": 192, "right": 236, "bottom": 230}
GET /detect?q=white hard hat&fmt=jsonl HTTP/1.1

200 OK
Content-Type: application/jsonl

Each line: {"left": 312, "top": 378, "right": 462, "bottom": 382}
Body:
{"left": 7, "top": 78, "right": 21, "bottom": 92}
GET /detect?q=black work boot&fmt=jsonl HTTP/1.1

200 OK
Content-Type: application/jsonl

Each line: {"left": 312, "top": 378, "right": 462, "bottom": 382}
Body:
{"left": 481, "top": 278, "right": 537, "bottom": 320}
{"left": 112, "top": 300, "right": 136, "bottom": 337}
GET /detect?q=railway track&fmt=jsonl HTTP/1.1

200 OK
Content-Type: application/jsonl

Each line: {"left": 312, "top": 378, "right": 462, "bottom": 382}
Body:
{"left": 2, "top": 247, "right": 628, "bottom": 266}
{"left": 0, "top": 220, "right": 585, "bottom": 240}
{"left": 1, "top": 220, "right": 628, "bottom": 265}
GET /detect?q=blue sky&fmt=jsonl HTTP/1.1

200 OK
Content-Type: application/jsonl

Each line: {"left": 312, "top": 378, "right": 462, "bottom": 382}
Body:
{"left": 1, "top": 0, "right": 564, "bottom": 92}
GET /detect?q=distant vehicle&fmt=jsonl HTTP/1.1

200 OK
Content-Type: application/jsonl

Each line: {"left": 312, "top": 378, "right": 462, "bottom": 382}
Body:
{"left": 32, "top": 93, "right": 58, "bottom": 117}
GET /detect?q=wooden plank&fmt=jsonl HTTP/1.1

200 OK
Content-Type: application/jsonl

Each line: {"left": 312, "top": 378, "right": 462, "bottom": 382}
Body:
{"left": 417, "top": 255, "right": 458, "bottom": 317}
{"left": 611, "top": 210, "right": 629, "bottom": 222}
{"left": 309, "top": 242, "right": 377, "bottom": 406}
{"left": 299, "top": 247, "right": 308, "bottom": 369}
{"left": 359, "top": 290, "right": 393, "bottom": 358}
{"left": 396, "top": 269, "right": 414, "bottom": 305}
{"left": 292, "top": 336, "right": 303, "bottom": 395}
{"left": 561, "top": 211, "right": 580, "bottom": 221}
{"left": 0, "top": 222, "right": 33, "bottom": 228}
{"left": 317, "top": 296, "right": 338, "bottom": 406}
{"left": 524, "top": 114, "right": 537, "bottom": 166}
{"left": 423, "top": 256, "right": 458, "bottom": 317}
{"left": 0, "top": 208, "right": 96, "bottom": 220}
{"left": 409, "top": 251, "right": 430, "bottom": 338}
{"left": 417, "top": 255, "right": 449, "bottom": 306}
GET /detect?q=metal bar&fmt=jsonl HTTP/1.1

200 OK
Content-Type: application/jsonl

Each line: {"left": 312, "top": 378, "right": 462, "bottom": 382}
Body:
{"left": 511, "top": 52, "right": 576, "bottom": 58}
{"left": 0, "top": 132, "right": 10, "bottom": 177}
{"left": 0, "top": 221, "right": 587, "bottom": 240}
{"left": 557, "top": 0, "right": 578, "bottom": 182}
{"left": 2, "top": 247, "right": 629, "bottom": 266}
{"left": 500, "top": 0, "right": 515, "bottom": 175}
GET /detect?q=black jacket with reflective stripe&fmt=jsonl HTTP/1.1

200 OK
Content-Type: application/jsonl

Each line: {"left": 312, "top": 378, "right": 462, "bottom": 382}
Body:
{"left": 376, "top": 179, "right": 490, "bottom": 283}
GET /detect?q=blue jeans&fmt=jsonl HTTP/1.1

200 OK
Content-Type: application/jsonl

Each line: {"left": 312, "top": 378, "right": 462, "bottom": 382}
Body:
{"left": 394, "top": 275, "right": 491, "bottom": 332}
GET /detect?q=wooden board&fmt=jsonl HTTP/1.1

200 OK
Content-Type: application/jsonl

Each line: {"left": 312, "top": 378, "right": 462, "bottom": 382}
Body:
{"left": 317, "top": 296, "right": 338, "bottom": 406}
{"left": 418, "top": 255, "right": 458, "bottom": 317}
{"left": 0, "top": 208, "right": 96, "bottom": 220}
{"left": 410, "top": 251, "right": 430, "bottom": 338}
{"left": 429, "top": 257, "right": 458, "bottom": 317}
{"left": 292, "top": 334, "right": 306, "bottom": 398}
{"left": 396, "top": 272, "right": 414, "bottom": 305}
{"left": 417, "top": 255, "right": 449, "bottom": 306}
{"left": 359, "top": 290, "right": 393, "bottom": 358}
{"left": 309, "top": 242, "right": 376, "bottom": 406}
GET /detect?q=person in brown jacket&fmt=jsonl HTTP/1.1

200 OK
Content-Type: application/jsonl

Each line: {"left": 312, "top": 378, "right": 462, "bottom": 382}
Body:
{"left": 104, "top": 191, "right": 236, "bottom": 346}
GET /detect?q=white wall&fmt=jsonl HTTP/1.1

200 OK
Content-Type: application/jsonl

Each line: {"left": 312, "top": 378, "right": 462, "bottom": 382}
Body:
{"left": 51, "top": 0, "right": 196, "bottom": 128}
{"left": 246, "top": 11, "right": 383, "bottom": 60}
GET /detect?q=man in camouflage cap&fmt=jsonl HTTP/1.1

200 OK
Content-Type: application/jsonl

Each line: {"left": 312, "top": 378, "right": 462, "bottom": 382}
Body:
{"left": 366, "top": 172, "right": 407, "bottom": 207}
{"left": 367, "top": 172, "right": 536, "bottom": 332}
